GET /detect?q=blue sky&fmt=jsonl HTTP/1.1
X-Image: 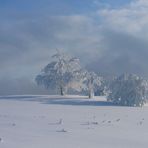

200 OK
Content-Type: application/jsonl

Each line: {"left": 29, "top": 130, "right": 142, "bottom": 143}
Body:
{"left": 1, "top": 0, "right": 148, "bottom": 94}
{"left": 0, "top": 0, "right": 132, "bottom": 16}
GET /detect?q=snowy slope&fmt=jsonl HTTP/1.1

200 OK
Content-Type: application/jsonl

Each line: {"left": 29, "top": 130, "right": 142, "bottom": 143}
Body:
{"left": 0, "top": 95, "right": 148, "bottom": 148}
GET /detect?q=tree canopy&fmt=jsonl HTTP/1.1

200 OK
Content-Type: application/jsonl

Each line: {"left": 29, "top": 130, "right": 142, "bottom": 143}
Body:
{"left": 108, "top": 74, "right": 148, "bottom": 107}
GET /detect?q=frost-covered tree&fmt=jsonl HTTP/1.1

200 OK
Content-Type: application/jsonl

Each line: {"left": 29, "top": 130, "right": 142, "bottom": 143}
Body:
{"left": 108, "top": 74, "right": 148, "bottom": 107}
{"left": 82, "top": 71, "right": 102, "bottom": 98}
{"left": 95, "top": 77, "right": 110, "bottom": 96}
{"left": 35, "top": 51, "right": 83, "bottom": 95}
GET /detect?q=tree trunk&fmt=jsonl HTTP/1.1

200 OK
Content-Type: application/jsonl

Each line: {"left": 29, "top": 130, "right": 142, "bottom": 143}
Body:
{"left": 88, "top": 88, "right": 94, "bottom": 99}
{"left": 60, "top": 86, "right": 64, "bottom": 96}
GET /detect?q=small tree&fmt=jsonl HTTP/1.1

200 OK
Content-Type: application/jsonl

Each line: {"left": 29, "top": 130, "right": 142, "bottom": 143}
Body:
{"left": 82, "top": 71, "right": 102, "bottom": 98}
{"left": 36, "top": 51, "right": 83, "bottom": 95}
{"left": 108, "top": 73, "right": 148, "bottom": 107}
{"left": 95, "top": 78, "right": 109, "bottom": 96}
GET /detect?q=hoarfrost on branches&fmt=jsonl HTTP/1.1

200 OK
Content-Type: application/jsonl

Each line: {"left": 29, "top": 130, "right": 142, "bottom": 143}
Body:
{"left": 36, "top": 51, "right": 83, "bottom": 95}
{"left": 108, "top": 74, "right": 148, "bottom": 107}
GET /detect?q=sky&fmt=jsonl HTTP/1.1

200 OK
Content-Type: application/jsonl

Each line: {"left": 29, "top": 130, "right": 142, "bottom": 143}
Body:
{"left": 1, "top": 0, "right": 148, "bottom": 95}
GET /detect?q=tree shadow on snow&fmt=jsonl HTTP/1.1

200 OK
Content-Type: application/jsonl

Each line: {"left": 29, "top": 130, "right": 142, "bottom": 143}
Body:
{"left": 0, "top": 95, "right": 42, "bottom": 100}
{"left": 0, "top": 95, "right": 116, "bottom": 107}
{"left": 41, "top": 97, "right": 115, "bottom": 107}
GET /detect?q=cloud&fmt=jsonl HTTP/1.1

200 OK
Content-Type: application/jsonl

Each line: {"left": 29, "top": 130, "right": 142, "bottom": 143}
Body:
{"left": 88, "top": 30, "right": 148, "bottom": 76}
{"left": 0, "top": 16, "right": 99, "bottom": 77}
{"left": 98, "top": 0, "right": 148, "bottom": 37}
{"left": 1, "top": 0, "right": 148, "bottom": 94}
{"left": 86, "top": 0, "right": 148, "bottom": 77}
{"left": 0, "top": 14, "right": 103, "bottom": 95}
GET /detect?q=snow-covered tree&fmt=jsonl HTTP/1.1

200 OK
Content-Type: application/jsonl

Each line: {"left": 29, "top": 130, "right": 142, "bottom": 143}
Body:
{"left": 108, "top": 73, "right": 148, "bottom": 107}
{"left": 95, "top": 77, "right": 110, "bottom": 96}
{"left": 35, "top": 51, "right": 83, "bottom": 95}
{"left": 82, "top": 71, "right": 102, "bottom": 98}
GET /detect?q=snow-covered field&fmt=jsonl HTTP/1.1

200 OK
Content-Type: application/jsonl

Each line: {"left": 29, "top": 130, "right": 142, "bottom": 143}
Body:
{"left": 0, "top": 95, "right": 148, "bottom": 148}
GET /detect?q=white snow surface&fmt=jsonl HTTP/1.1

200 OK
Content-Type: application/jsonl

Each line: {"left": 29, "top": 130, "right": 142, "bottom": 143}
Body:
{"left": 0, "top": 95, "right": 148, "bottom": 148}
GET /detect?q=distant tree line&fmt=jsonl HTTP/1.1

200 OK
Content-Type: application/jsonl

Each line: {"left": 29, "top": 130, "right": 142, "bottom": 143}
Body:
{"left": 36, "top": 51, "right": 148, "bottom": 107}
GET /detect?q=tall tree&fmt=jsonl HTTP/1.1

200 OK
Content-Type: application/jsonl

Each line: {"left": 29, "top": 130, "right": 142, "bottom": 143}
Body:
{"left": 36, "top": 51, "right": 83, "bottom": 95}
